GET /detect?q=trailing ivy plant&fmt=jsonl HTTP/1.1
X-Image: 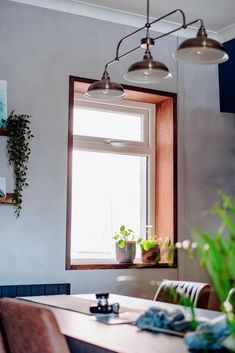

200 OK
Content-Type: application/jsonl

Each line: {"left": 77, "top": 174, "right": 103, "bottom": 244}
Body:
{"left": 6, "top": 111, "right": 33, "bottom": 217}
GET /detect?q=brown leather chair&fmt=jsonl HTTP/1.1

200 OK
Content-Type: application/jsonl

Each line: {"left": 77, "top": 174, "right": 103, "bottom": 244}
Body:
{"left": 154, "top": 280, "right": 211, "bottom": 309}
{"left": 0, "top": 298, "right": 70, "bottom": 353}
{"left": 0, "top": 328, "right": 7, "bottom": 353}
{"left": 0, "top": 313, "right": 8, "bottom": 353}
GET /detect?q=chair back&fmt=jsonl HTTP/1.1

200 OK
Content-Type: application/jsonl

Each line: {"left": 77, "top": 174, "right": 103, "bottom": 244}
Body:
{"left": 0, "top": 329, "right": 7, "bottom": 353}
{"left": 154, "top": 280, "right": 210, "bottom": 309}
{"left": 0, "top": 313, "right": 7, "bottom": 353}
{"left": 0, "top": 298, "right": 70, "bottom": 353}
{"left": 226, "top": 287, "right": 235, "bottom": 309}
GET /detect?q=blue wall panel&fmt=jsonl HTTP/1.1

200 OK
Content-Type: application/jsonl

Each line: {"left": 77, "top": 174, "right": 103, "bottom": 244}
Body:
{"left": 219, "top": 38, "right": 235, "bottom": 113}
{"left": 16, "top": 285, "right": 31, "bottom": 297}
{"left": 0, "top": 283, "right": 70, "bottom": 298}
{"left": 45, "top": 284, "right": 59, "bottom": 295}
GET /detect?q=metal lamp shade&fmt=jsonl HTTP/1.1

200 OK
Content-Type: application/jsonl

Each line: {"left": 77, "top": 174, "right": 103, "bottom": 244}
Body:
{"left": 124, "top": 59, "right": 172, "bottom": 84}
{"left": 174, "top": 37, "right": 229, "bottom": 65}
{"left": 85, "top": 78, "right": 126, "bottom": 100}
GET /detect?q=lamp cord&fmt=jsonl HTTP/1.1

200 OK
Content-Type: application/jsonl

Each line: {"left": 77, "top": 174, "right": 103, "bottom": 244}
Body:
{"left": 147, "top": 0, "right": 150, "bottom": 24}
{"left": 103, "top": 7, "right": 205, "bottom": 72}
{"left": 146, "top": 0, "right": 150, "bottom": 38}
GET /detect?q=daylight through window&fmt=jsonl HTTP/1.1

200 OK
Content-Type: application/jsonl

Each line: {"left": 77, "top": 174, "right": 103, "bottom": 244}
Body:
{"left": 70, "top": 96, "right": 155, "bottom": 264}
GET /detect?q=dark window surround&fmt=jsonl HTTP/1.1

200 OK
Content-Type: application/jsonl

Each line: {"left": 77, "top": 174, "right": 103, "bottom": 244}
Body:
{"left": 66, "top": 76, "right": 178, "bottom": 270}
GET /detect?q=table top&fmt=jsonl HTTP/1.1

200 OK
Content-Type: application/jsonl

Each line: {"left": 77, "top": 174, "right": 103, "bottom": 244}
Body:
{"left": 21, "top": 293, "right": 222, "bottom": 353}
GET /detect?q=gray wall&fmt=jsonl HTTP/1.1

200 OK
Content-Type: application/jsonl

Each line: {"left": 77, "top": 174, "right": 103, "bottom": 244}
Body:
{"left": 178, "top": 61, "right": 235, "bottom": 283}
{"left": 0, "top": 0, "right": 234, "bottom": 298}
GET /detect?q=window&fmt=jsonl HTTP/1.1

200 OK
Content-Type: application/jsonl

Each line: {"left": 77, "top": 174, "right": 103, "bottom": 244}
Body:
{"left": 70, "top": 96, "right": 155, "bottom": 264}
{"left": 66, "top": 77, "right": 177, "bottom": 269}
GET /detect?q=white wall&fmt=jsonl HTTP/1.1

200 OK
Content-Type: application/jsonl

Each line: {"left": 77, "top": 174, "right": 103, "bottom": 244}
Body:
{"left": 0, "top": 0, "right": 234, "bottom": 298}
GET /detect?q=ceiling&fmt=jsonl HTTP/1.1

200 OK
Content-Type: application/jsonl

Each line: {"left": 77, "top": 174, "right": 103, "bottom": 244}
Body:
{"left": 72, "top": 0, "right": 235, "bottom": 32}
{"left": 11, "top": 0, "right": 235, "bottom": 41}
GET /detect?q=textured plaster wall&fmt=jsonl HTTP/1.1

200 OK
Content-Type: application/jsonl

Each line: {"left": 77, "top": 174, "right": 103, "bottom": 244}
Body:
{"left": 0, "top": 0, "right": 234, "bottom": 298}
{"left": 178, "top": 62, "right": 235, "bottom": 283}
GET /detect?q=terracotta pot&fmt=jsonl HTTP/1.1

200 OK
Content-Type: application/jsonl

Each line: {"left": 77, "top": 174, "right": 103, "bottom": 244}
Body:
{"left": 141, "top": 244, "right": 160, "bottom": 264}
{"left": 115, "top": 241, "right": 136, "bottom": 264}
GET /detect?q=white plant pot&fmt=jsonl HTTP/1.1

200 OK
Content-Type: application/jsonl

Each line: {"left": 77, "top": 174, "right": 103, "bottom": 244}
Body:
{"left": 0, "top": 177, "right": 6, "bottom": 198}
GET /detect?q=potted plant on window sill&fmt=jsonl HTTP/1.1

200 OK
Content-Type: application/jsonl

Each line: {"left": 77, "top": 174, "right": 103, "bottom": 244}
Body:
{"left": 113, "top": 225, "right": 142, "bottom": 264}
{"left": 140, "top": 226, "right": 171, "bottom": 264}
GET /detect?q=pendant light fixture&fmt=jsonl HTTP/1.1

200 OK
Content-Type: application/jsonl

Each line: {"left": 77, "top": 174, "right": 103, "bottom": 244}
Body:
{"left": 85, "top": 70, "right": 126, "bottom": 99}
{"left": 124, "top": 0, "right": 172, "bottom": 84}
{"left": 174, "top": 24, "right": 229, "bottom": 64}
{"left": 85, "top": 0, "right": 229, "bottom": 100}
{"left": 124, "top": 48, "right": 172, "bottom": 83}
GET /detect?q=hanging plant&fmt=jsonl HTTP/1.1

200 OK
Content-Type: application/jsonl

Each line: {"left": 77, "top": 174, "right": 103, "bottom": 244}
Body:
{"left": 6, "top": 111, "right": 34, "bottom": 217}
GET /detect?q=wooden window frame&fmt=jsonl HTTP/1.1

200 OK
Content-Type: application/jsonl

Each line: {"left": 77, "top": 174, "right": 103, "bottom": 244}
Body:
{"left": 66, "top": 76, "right": 177, "bottom": 270}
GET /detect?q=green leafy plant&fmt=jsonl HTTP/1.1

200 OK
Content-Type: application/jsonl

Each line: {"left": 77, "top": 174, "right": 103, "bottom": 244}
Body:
{"left": 113, "top": 225, "right": 142, "bottom": 249}
{"left": 5, "top": 111, "right": 33, "bottom": 217}
{"left": 141, "top": 237, "right": 171, "bottom": 251}
{"left": 162, "top": 286, "right": 198, "bottom": 330}
{"left": 170, "top": 191, "right": 235, "bottom": 348}
{"left": 189, "top": 192, "right": 235, "bottom": 305}
{"left": 140, "top": 226, "right": 171, "bottom": 251}
{"left": 193, "top": 192, "right": 235, "bottom": 331}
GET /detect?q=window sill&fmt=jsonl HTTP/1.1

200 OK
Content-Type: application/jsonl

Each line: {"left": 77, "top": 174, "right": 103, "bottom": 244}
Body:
{"left": 67, "top": 261, "right": 177, "bottom": 270}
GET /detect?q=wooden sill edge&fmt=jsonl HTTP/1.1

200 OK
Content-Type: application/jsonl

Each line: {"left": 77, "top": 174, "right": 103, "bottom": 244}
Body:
{"left": 0, "top": 193, "right": 15, "bottom": 204}
{"left": 0, "top": 128, "right": 8, "bottom": 136}
{"left": 68, "top": 263, "right": 177, "bottom": 270}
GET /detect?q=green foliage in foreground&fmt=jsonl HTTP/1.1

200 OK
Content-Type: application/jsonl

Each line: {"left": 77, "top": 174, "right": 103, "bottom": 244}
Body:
{"left": 192, "top": 192, "right": 235, "bottom": 332}
{"left": 166, "top": 192, "right": 235, "bottom": 350}
{"left": 193, "top": 192, "right": 235, "bottom": 303}
{"left": 169, "top": 191, "right": 235, "bottom": 334}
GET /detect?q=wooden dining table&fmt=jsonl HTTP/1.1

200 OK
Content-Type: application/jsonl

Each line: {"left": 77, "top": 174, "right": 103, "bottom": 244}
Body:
{"left": 21, "top": 293, "right": 222, "bottom": 353}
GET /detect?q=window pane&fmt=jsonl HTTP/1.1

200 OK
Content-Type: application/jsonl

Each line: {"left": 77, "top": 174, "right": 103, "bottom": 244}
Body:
{"left": 71, "top": 150, "right": 147, "bottom": 260}
{"left": 73, "top": 108, "right": 143, "bottom": 142}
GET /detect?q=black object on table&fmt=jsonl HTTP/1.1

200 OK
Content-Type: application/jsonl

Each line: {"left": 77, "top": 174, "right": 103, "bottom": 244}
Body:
{"left": 89, "top": 292, "right": 120, "bottom": 314}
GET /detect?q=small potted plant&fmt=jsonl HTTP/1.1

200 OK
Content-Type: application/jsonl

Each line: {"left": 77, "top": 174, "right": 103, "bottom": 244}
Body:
{"left": 113, "top": 225, "right": 142, "bottom": 264}
{"left": 140, "top": 226, "right": 170, "bottom": 264}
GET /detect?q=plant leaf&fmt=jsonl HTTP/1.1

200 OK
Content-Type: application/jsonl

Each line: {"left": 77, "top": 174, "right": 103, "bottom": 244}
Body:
{"left": 117, "top": 239, "right": 125, "bottom": 248}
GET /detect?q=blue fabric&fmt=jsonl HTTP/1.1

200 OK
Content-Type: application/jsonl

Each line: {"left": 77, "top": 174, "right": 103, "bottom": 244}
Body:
{"left": 136, "top": 307, "right": 232, "bottom": 351}
{"left": 0, "top": 119, "right": 6, "bottom": 128}
{"left": 136, "top": 307, "right": 195, "bottom": 333}
{"left": 185, "top": 315, "right": 231, "bottom": 351}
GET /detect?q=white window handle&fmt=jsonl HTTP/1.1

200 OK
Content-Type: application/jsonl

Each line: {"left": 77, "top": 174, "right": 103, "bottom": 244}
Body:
{"left": 106, "top": 140, "right": 126, "bottom": 146}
